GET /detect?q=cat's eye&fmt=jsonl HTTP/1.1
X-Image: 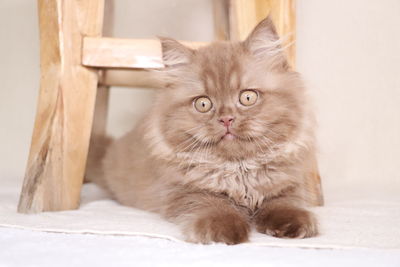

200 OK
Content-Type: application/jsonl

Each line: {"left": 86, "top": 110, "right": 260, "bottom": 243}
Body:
{"left": 194, "top": 97, "right": 213, "bottom": 113}
{"left": 239, "top": 90, "right": 258, "bottom": 106}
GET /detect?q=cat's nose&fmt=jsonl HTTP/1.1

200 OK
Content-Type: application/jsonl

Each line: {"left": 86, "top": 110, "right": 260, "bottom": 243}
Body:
{"left": 218, "top": 116, "right": 235, "bottom": 127}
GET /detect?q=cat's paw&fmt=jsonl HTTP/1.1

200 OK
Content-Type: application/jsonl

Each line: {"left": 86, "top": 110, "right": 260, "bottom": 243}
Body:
{"left": 184, "top": 212, "right": 250, "bottom": 245}
{"left": 255, "top": 207, "right": 318, "bottom": 238}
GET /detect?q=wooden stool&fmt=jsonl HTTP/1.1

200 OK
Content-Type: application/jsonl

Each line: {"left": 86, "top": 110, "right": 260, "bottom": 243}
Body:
{"left": 18, "top": 0, "right": 321, "bottom": 213}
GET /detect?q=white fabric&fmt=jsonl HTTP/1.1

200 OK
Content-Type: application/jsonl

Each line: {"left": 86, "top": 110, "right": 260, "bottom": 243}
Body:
{"left": 1, "top": 227, "right": 400, "bottom": 267}
{"left": 1, "top": 177, "right": 399, "bottom": 250}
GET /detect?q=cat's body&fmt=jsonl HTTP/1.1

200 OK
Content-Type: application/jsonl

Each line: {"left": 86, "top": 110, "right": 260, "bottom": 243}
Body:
{"left": 87, "top": 18, "right": 321, "bottom": 244}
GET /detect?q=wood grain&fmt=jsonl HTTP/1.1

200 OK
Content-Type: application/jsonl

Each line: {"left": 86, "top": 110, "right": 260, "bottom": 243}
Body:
{"left": 88, "top": 0, "right": 114, "bottom": 168}
{"left": 91, "top": 83, "right": 109, "bottom": 136}
{"left": 101, "top": 69, "right": 161, "bottom": 89}
{"left": 212, "top": 0, "right": 230, "bottom": 40}
{"left": 18, "top": 0, "right": 104, "bottom": 213}
{"left": 306, "top": 154, "right": 324, "bottom": 206}
{"left": 268, "top": 0, "right": 296, "bottom": 68}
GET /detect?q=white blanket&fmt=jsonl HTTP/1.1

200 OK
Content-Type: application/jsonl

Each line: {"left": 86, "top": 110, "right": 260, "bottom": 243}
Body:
{"left": 2, "top": 227, "right": 400, "bottom": 267}
{"left": 1, "top": 177, "right": 399, "bottom": 250}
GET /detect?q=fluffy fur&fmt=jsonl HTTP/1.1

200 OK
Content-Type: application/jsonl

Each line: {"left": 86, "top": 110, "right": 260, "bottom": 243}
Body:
{"left": 86, "top": 18, "right": 320, "bottom": 244}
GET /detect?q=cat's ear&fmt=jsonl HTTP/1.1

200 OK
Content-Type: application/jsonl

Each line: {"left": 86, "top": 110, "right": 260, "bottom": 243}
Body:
{"left": 158, "top": 37, "right": 194, "bottom": 67}
{"left": 243, "top": 17, "right": 288, "bottom": 68}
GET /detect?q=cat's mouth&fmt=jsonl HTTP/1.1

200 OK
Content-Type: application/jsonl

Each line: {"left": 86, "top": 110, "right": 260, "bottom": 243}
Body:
{"left": 219, "top": 131, "right": 253, "bottom": 144}
{"left": 221, "top": 131, "right": 236, "bottom": 141}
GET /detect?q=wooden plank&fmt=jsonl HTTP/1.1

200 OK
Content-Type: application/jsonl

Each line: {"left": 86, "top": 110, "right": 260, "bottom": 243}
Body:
{"left": 228, "top": 0, "right": 296, "bottom": 68}
{"left": 91, "top": 84, "right": 110, "bottom": 135}
{"left": 212, "top": 0, "right": 230, "bottom": 40}
{"left": 83, "top": 38, "right": 163, "bottom": 69}
{"left": 268, "top": 0, "right": 296, "bottom": 67}
{"left": 18, "top": 0, "right": 104, "bottom": 213}
{"left": 88, "top": 0, "right": 114, "bottom": 158}
{"left": 305, "top": 154, "right": 324, "bottom": 206}
{"left": 101, "top": 69, "right": 161, "bottom": 88}
{"left": 82, "top": 37, "right": 207, "bottom": 69}
{"left": 229, "top": 0, "right": 263, "bottom": 41}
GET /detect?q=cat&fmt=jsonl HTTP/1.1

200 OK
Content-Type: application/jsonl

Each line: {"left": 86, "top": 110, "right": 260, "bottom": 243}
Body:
{"left": 86, "top": 17, "right": 321, "bottom": 245}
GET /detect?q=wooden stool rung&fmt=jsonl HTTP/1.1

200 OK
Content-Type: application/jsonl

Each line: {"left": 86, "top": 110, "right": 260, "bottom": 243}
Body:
{"left": 82, "top": 37, "right": 206, "bottom": 69}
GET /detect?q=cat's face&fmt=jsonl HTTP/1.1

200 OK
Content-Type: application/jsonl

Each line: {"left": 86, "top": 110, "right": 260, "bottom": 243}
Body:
{"left": 156, "top": 18, "right": 305, "bottom": 160}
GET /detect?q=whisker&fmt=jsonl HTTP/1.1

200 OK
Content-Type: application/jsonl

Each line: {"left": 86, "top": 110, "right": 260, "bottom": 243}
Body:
{"left": 185, "top": 136, "right": 207, "bottom": 173}
{"left": 173, "top": 125, "right": 205, "bottom": 153}
{"left": 257, "top": 136, "right": 275, "bottom": 154}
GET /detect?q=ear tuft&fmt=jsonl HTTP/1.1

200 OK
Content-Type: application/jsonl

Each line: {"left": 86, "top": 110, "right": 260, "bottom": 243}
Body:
{"left": 158, "top": 37, "right": 194, "bottom": 67}
{"left": 244, "top": 16, "right": 285, "bottom": 58}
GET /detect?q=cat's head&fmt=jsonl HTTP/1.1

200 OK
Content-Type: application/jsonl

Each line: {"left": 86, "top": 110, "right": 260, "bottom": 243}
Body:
{"left": 152, "top": 17, "right": 306, "bottom": 161}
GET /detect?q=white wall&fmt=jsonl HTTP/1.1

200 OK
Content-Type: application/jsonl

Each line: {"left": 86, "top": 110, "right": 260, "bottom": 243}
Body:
{"left": 0, "top": 0, "right": 399, "bottom": 200}
{"left": 0, "top": 1, "right": 39, "bottom": 178}
{"left": 297, "top": 0, "right": 400, "bottom": 198}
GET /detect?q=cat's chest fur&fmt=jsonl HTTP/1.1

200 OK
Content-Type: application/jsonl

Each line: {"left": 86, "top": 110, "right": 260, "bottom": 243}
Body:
{"left": 175, "top": 154, "right": 294, "bottom": 210}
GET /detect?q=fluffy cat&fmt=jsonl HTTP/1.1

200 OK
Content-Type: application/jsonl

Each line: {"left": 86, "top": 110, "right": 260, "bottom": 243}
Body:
{"left": 87, "top": 17, "right": 321, "bottom": 245}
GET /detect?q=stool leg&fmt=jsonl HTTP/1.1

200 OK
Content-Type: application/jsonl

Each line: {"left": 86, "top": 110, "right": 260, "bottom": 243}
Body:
{"left": 212, "top": 0, "right": 230, "bottom": 40}
{"left": 18, "top": 0, "right": 105, "bottom": 213}
{"left": 91, "top": 85, "right": 110, "bottom": 137}
{"left": 307, "top": 155, "right": 324, "bottom": 206}
{"left": 89, "top": 0, "right": 113, "bottom": 140}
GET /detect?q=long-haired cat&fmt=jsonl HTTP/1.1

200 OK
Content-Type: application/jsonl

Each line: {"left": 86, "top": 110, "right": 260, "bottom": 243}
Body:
{"left": 87, "top": 17, "right": 321, "bottom": 245}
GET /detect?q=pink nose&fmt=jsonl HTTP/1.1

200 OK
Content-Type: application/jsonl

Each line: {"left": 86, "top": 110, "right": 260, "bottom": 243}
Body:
{"left": 218, "top": 116, "right": 235, "bottom": 127}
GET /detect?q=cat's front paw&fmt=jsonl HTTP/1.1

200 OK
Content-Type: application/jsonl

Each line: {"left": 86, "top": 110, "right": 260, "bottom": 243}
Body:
{"left": 184, "top": 212, "right": 250, "bottom": 245}
{"left": 255, "top": 207, "right": 318, "bottom": 238}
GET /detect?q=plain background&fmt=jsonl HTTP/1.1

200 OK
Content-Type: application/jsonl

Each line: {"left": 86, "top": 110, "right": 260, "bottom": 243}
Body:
{"left": 1, "top": 0, "right": 399, "bottom": 201}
